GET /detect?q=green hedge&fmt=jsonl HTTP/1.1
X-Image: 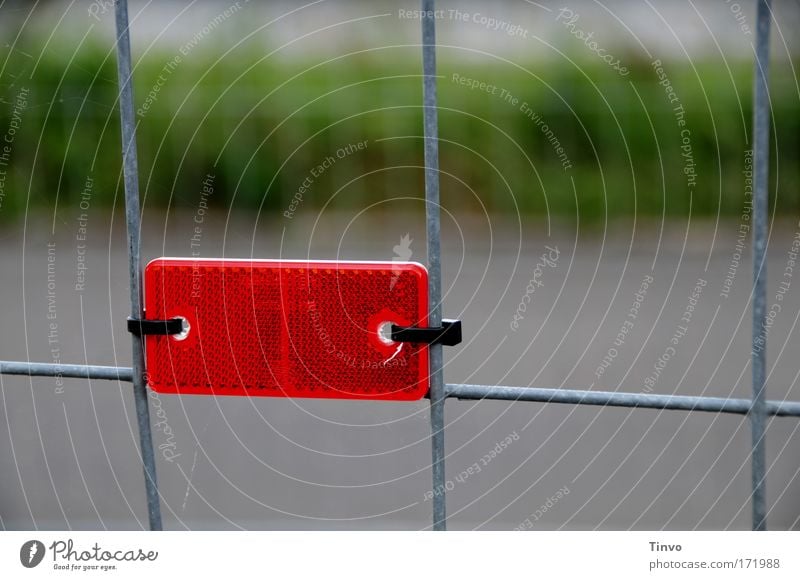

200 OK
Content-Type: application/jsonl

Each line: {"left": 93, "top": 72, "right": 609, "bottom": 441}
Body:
{"left": 1, "top": 39, "right": 797, "bottom": 220}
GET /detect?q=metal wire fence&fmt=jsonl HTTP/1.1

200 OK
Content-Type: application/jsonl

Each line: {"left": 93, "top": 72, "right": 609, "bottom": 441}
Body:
{"left": 0, "top": 0, "right": 796, "bottom": 532}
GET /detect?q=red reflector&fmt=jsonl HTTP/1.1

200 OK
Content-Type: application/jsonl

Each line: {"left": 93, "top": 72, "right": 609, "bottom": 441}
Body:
{"left": 142, "top": 258, "right": 429, "bottom": 400}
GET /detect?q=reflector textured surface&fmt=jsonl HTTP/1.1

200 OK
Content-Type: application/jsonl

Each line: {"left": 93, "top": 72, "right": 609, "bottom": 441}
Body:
{"left": 143, "top": 258, "right": 429, "bottom": 400}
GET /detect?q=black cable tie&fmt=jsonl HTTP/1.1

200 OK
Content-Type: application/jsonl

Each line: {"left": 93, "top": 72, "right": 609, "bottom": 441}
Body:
{"left": 127, "top": 317, "right": 184, "bottom": 336}
{"left": 391, "top": 319, "right": 462, "bottom": 347}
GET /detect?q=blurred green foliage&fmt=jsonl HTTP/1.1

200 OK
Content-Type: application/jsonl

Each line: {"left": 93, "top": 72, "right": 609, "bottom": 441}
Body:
{"left": 0, "top": 40, "right": 797, "bottom": 221}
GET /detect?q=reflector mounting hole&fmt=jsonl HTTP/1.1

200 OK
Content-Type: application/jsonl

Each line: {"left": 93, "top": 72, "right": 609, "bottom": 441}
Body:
{"left": 377, "top": 321, "right": 396, "bottom": 346}
{"left": 171, "top": 316, "right": 191, "bottom": 341}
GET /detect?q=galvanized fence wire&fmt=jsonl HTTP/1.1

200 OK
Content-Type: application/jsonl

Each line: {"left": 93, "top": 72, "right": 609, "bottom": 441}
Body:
{"left": 0, "top": 0, "right": 790, "bottom": 531}
{"left": 113, "top": 0, "right": 163, "bottom": 532}
{"left": 421, "top": 0, "right": 447, "bottom": 532}
{"left": 749, "top": 0, "right": 773, "bottom": 533}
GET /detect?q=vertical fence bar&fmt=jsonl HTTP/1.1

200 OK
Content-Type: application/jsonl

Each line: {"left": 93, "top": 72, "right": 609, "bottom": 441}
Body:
{"left": 114, "top": 0, "right": 163, "bottom": 531}
{"left": 420, "top": 0, "right": 446, "bottom": 530}
{"left": 750, "top": 0, "right": 772, "bottom": 532}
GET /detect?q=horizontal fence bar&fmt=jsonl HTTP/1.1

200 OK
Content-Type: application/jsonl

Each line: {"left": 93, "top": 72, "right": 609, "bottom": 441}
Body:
{"left": 3, "top": 364, "right": 799, "bottom": 418}
{"left": 0, "top": 361, "right": 133, "bottom": 382}
{"left": 446, "top": 384, "right": 800, "bottom": 418}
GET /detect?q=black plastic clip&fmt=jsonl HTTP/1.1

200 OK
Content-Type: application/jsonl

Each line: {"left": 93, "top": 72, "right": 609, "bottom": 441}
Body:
{"left": 391, "top": 319, "right": 462, "bottom": 347}
{"left": 127, "top": 317, "right": 184, "bottom": 337}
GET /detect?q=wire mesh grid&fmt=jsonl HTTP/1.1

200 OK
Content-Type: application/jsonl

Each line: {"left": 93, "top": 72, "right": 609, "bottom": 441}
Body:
{"left": 0, "top": 0, "right": 793, "bottom": 531}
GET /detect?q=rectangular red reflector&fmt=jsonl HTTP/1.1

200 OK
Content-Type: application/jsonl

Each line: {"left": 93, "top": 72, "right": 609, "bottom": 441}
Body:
{"left": 142, "top": 258, "right": 429, "bottom": 400}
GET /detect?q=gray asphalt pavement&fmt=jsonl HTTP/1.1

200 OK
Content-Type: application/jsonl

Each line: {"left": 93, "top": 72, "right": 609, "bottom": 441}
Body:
{"left": 2, "top": 210, "right": 800, "bottom": 530}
